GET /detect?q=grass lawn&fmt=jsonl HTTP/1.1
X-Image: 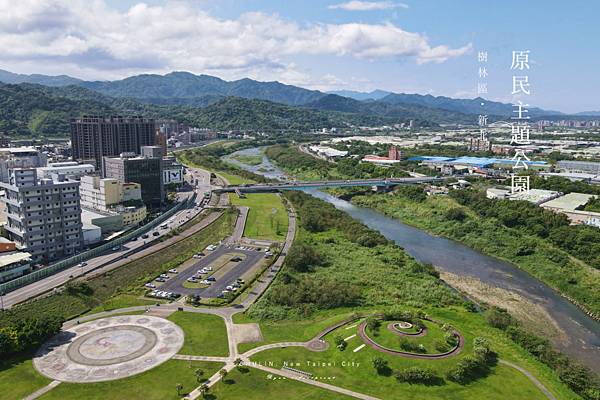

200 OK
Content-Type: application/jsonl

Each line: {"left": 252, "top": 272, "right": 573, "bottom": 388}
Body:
{"left": 234, "top": 310, "right": 359, "bottom": 354}
{"left": 227, "top": 153, "right": 264, "bottom": 166}
{"left": 366, "top": 320, "right": 451, "bottom": 354}
{"left": 85, "top": 294, "right": 165, "bottom": 315}
{"left": 216, "top": 171, "right": 253, "bottom": 185}
{"left": 0, "top": 352, "right": 52, "bottom": 400}
{"left": 167, "top": 311, "right": 229, "bottom": 357}
{"left": 213, "top": 366, "right": 355, "bottom": 399}
{"left": 36, "top": 360, "right": 222, "bottom": 400}
{"left": 229, "top": 193, "right": 288, "bottom": 241}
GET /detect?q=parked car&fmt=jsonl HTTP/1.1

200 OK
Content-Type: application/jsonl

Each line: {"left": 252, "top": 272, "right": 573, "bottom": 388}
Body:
{"left": 237, "top": 279, "right": 245, "bottom": 284}
{"left": 226, "top": 285, "right": 233, "bottom": 290}
{"left": 232, "top": 283, "right": 241, "bottom": 288}
{"left": 187, "top": 278, "right": 198, "bottom": 283}
{"left": 160, "top": 274, "right": 169, "bottom": 278}
{"left": 205, "top": 267, "right": 213, "bottom": 271}
{"left": 230, "top": 257, "right": 242, "bottom": 262}
{"left": 207, "top": 277, "right": 216, "bottom": 281}
{"left": 192, "top": 274, "right": 202, "bottom": 279}
{"left": 265, "top": 247, "right": 270, "bottom": 252}
{"left": 145, "top": 283, "right": 156, "bottom": 288}
{"left": 168, "top": 269, "right": 178, "bottom": 274}
{"left": 193, "top": 255, "right": 201, "bottom": 259}
{"left": 155, "top": 278, "right": 165, "bottom": 282}
{"left": 200, "top": 280, "right": 210, "bottom": 285}
{"left": 197, "top": 270, "right": 206, "bottom": 274}
{"left": 197, "top": 252, "right": 205, "bottom": 256}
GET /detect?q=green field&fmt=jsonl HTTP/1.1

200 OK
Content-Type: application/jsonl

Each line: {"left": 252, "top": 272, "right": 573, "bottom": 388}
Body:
{"left": 229, "top": 193, "right": 288, "bottom": 241}
{"left": 167, "top": 312, "right": 230, "bottom": 357}
{"left": 85, "top": 294, "right": 165, "bottom": 315}
{"left": 0, "top": 352, "right": 52, "bottom": 400}
{"left": 36, "top": 360, "right": 222, "bottom": 400}
{"left": 214, "top": 366, "right": 355, "bottom": 399}
{"left": 366, "top": 320, "right": 450, "bottom": 354}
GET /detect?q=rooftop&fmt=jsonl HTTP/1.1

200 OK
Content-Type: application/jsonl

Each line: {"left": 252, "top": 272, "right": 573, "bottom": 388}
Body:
{"left": 0, "top": 252, "right": 32, "bottom": 268}
{"left": 542, "top": 192, "right": 594, "bottom": 212}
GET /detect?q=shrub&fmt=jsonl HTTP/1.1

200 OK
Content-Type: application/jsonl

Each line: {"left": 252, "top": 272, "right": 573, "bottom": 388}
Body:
{"left": 393, "top": 366, "right": 438, "bottom": 383}
{"left": 366, "top": 317, "right": 381, "bottom": 335}
{"left": 444, "top": 330, "right": 456, "bottom": 346}
{"left": 433, "top": 339, "right": 447, "bottom": 353}
{"left": 333, "top": 333, "right": 347, "bottom": 351}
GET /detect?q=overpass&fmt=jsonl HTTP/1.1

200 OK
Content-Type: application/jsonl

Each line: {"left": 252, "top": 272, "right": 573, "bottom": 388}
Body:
{"left": 219, "top": 177, "right": 444, "bottom": 192}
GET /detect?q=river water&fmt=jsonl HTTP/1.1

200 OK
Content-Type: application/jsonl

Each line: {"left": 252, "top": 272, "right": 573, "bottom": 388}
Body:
{"left": 231, "top": 148, "right": 600, "bottom": 372}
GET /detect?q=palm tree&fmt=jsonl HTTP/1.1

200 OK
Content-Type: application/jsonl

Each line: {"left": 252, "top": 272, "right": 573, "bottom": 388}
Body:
{"left": 219, "top": 368, "right": 228, "bottom": 388}
{"left": 176, "top": 383, "right": 183, "bottom": 396}
{"left": 233, "top": 358, "right": 243, "bottom": 370}
{"left": 194, "top": 368, "right": 204, "bottom": 382}
{"left": 199, "top": 383, "right": 209, "bottom": 398}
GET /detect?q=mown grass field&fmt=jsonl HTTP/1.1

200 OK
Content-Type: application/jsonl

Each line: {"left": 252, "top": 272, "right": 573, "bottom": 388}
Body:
{"left": 0, "top": 352, "right": 52, "bottom": 400}
{"left": 36, "top": 360, "right": 222, "bottom": 400}
{"left": 229, "top": 193, "right": 288, "bottom": 241}
{"left": 167, "top": 312, "right": 229, "bottom": 357}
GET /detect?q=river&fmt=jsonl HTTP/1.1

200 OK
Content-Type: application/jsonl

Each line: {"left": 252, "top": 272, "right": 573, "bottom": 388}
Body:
{"left": 229, "top": 147, "right": 600, "bottom": 372}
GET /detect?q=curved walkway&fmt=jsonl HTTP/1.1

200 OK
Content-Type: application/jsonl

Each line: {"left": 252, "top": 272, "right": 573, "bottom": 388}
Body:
{"left": 497, "top": 360, "right": 557, "bottom": 400}
{"left": 358, "top": 320, "right": 465, "bottom": 360}
{"left": 387, "top": 322, "right": 427, "bottom": 337}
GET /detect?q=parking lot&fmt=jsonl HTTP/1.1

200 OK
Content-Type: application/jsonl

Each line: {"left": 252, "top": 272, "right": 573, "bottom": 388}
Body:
{"left": 156, "top": 245, "right": 266, "bottom": 298}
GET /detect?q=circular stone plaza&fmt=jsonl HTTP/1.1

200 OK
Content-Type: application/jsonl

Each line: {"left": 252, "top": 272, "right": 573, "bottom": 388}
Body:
{"left": 33, "top": 315, "right": 184, "bottom": 383}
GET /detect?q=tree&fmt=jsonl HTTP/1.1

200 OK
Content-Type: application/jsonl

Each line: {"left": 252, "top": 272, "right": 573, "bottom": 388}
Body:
{"left": 372, "top": 355, "right": 388, "bottom": 374}
{"left": 366, "top": 316, "right": 381, "bottom": 335}
{"left": 199, "top": 383, "right": 209, "bottom": 398}
{"left": 194, "top": 368, "right": 204, "bottom": 382}
{"left": 233, "top": 358, "right": 243, "bottom": 370}
{"left": 219, "top": 368, "right": 228, "bottom": 387}
{"left": 176, "top": 383, "right": 183, "bottom": 396}
{"left": 333, "top": 333, "right": 347, "bottom": 351}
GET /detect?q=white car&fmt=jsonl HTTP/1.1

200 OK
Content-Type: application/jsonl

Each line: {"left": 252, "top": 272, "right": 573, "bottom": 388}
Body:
{"left": 226, "top": 285, "right": 233, "bottom": 290}
{"left": 145, "top": 283, "right": 156, "bottom": 288}
{"left": 112, "top": 246, "right": 121, "bottom": 251}
{"left": 168, "top": 269, "right": 178, "bottom": 274}
{"left": 169, "top": 220, "right": 174, "bottom": 224}
{"left": 265, "top": 247, "right": 270, "bottom": 252}
{"left": 193, "top": 255, "right": 201, "bottom": 259}
{"left": 187, "top": 278, "right": 198, "bottom": 283}
{"left": 200, "top": 280, "right": 211, "bottom": 285}
{"left": 205, "top": 267, "right": 213, "bottom": 271}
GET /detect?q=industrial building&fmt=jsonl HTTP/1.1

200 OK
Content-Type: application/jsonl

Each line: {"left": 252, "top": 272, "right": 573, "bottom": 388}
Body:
{"left": 37, "top": 162, "right": 95, "bottom": 180}
{"left": 558, "top": 160, "right": 600, "bottom": 175}
{"left": 542, "top": 193, "right": 600, "bottom": 227}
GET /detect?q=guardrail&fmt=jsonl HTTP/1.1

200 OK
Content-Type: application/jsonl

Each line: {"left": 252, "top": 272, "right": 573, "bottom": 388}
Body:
{"left": 0, "top": 193, "right": 197, "bottom": 293}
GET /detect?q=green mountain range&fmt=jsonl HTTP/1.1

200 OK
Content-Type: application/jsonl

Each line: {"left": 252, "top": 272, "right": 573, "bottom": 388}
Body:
{"left": 0, "top": 83, "right": 435, "bottom": 137}
{"left": 303, "top": 94, "right": 507, "bottom": 125}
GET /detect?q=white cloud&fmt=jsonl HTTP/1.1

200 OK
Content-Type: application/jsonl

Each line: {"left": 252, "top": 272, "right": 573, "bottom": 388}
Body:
{"left": 0, "top": 0, "right": 470, "bottom": 84}
{"left": 328, "top": 1, "right": 409, "bottom": 11}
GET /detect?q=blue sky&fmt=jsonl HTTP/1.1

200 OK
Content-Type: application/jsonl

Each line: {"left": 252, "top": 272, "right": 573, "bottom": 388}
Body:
{"left": 1, "top": 0, "right": 598, "bottom": 113}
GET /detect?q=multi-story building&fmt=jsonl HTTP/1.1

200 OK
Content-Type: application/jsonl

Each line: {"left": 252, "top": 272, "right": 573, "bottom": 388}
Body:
{"left": 0, "top": 251, "right": 33, "bottom": 283}
{"left": 156, "top": 131, "right": 167, "bottom": 156}
{"left": 0, "top": 132, "right": 11, "bottom": 148}
{"left": 80, "top": 176, "right": 142, "bottom": 211}
{"left": 103, "top": 154, "right": 163, "bottom": 209}
{"left": 0, "top": 168, "right": 83, "bottom": 262}
{"left": 388, "top": 146, "right": 404, "bottom": 161}
{"left": 468, "top": 138, "right": 492, "bottom": 152}
{"left": 37, "top": 162, "right": 95, "bottom": 180}
{"left": 70, "top": 115, "right": 155, "bottom": 168}
{"left": 162, "top": 156, "right": 184, "bottom": 186}
{"left": 0, "top": 148, "right": 47, "bottom": 183}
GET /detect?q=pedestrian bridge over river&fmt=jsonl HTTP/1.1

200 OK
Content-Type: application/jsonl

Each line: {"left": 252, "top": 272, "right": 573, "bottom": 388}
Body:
{"left": 220, "top": 177, "right": 444, "bottom": 192}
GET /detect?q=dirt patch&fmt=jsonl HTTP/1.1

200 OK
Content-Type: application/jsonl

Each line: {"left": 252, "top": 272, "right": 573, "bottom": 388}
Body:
{"left": 440, "top": 270, "right": 569, "bottom": 343}
{"left": 233, "top": 323, "right": 264, "bottom": 344}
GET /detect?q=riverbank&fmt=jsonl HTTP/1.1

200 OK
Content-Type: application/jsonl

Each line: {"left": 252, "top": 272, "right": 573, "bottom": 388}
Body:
{"left": 347, "top": 192, "right": 600, "bottom": 323}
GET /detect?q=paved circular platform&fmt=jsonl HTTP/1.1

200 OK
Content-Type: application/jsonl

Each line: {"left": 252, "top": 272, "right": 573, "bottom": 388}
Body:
{"left": 305, "top": 340, "right": 330, "bottom": 352}
{"left": 33, "top": 315, "right": 184, "bottom": 383}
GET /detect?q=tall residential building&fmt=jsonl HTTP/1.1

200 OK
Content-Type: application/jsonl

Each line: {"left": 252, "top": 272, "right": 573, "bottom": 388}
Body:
{"left": 103, "top": 155, "right": 163, "bottom": 209}
{"left": 156, "top": 131, "right": 167, "bottom": 156}
{"left": 0, "top": 132, "right": 11, "bottom": 148}
{"left": 0, "top": 169, "right": 83, "bottom": 262}
{"left": 388, "top": 146, "right": 404, "bottom": 161}
{"left": 70, "top": 115, "right": 155, "bottom": 168}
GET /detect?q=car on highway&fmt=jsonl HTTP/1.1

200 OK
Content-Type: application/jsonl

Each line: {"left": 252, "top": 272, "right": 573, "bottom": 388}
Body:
{"left": 142, "top": 234, "right": 149, "bottom": 239}
{"left": 112, "top": 246, "right": 121, "bottom": 251}
{"left": 155, "top": 278, "right": 165, "bottom": 282}
{"left": 153, "top": 231, "right": 160, "bottom": 237}
{"left": 207, "top": 277, "right": 216, "bottom": 281}
{"left": 160, "top": 274, "right": 170, "bottom": 278}
{"left": 131, "top": 237, "right": 137, "bottom": 241}
{"left": 145, "top": 283, "right": 156, "bottom": 288}
{"left": 187, "top": 278, "right": 198, "bottom": 283}
{"left": 168, "top": 269, "right": 178, "bottom": 274}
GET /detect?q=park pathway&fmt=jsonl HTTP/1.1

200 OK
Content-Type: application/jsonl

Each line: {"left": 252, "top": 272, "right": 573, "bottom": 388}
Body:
{"left": 497, "top": 360, "right": 558, "bottom": 400}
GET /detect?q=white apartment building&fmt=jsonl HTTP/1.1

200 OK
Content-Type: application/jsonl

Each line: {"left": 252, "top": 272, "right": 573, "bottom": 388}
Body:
{"left": 37, "top": 163, "right": 95, "bottom": 180}
{"left": 0, "top": 168, "right": 83, "bottom": 262}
